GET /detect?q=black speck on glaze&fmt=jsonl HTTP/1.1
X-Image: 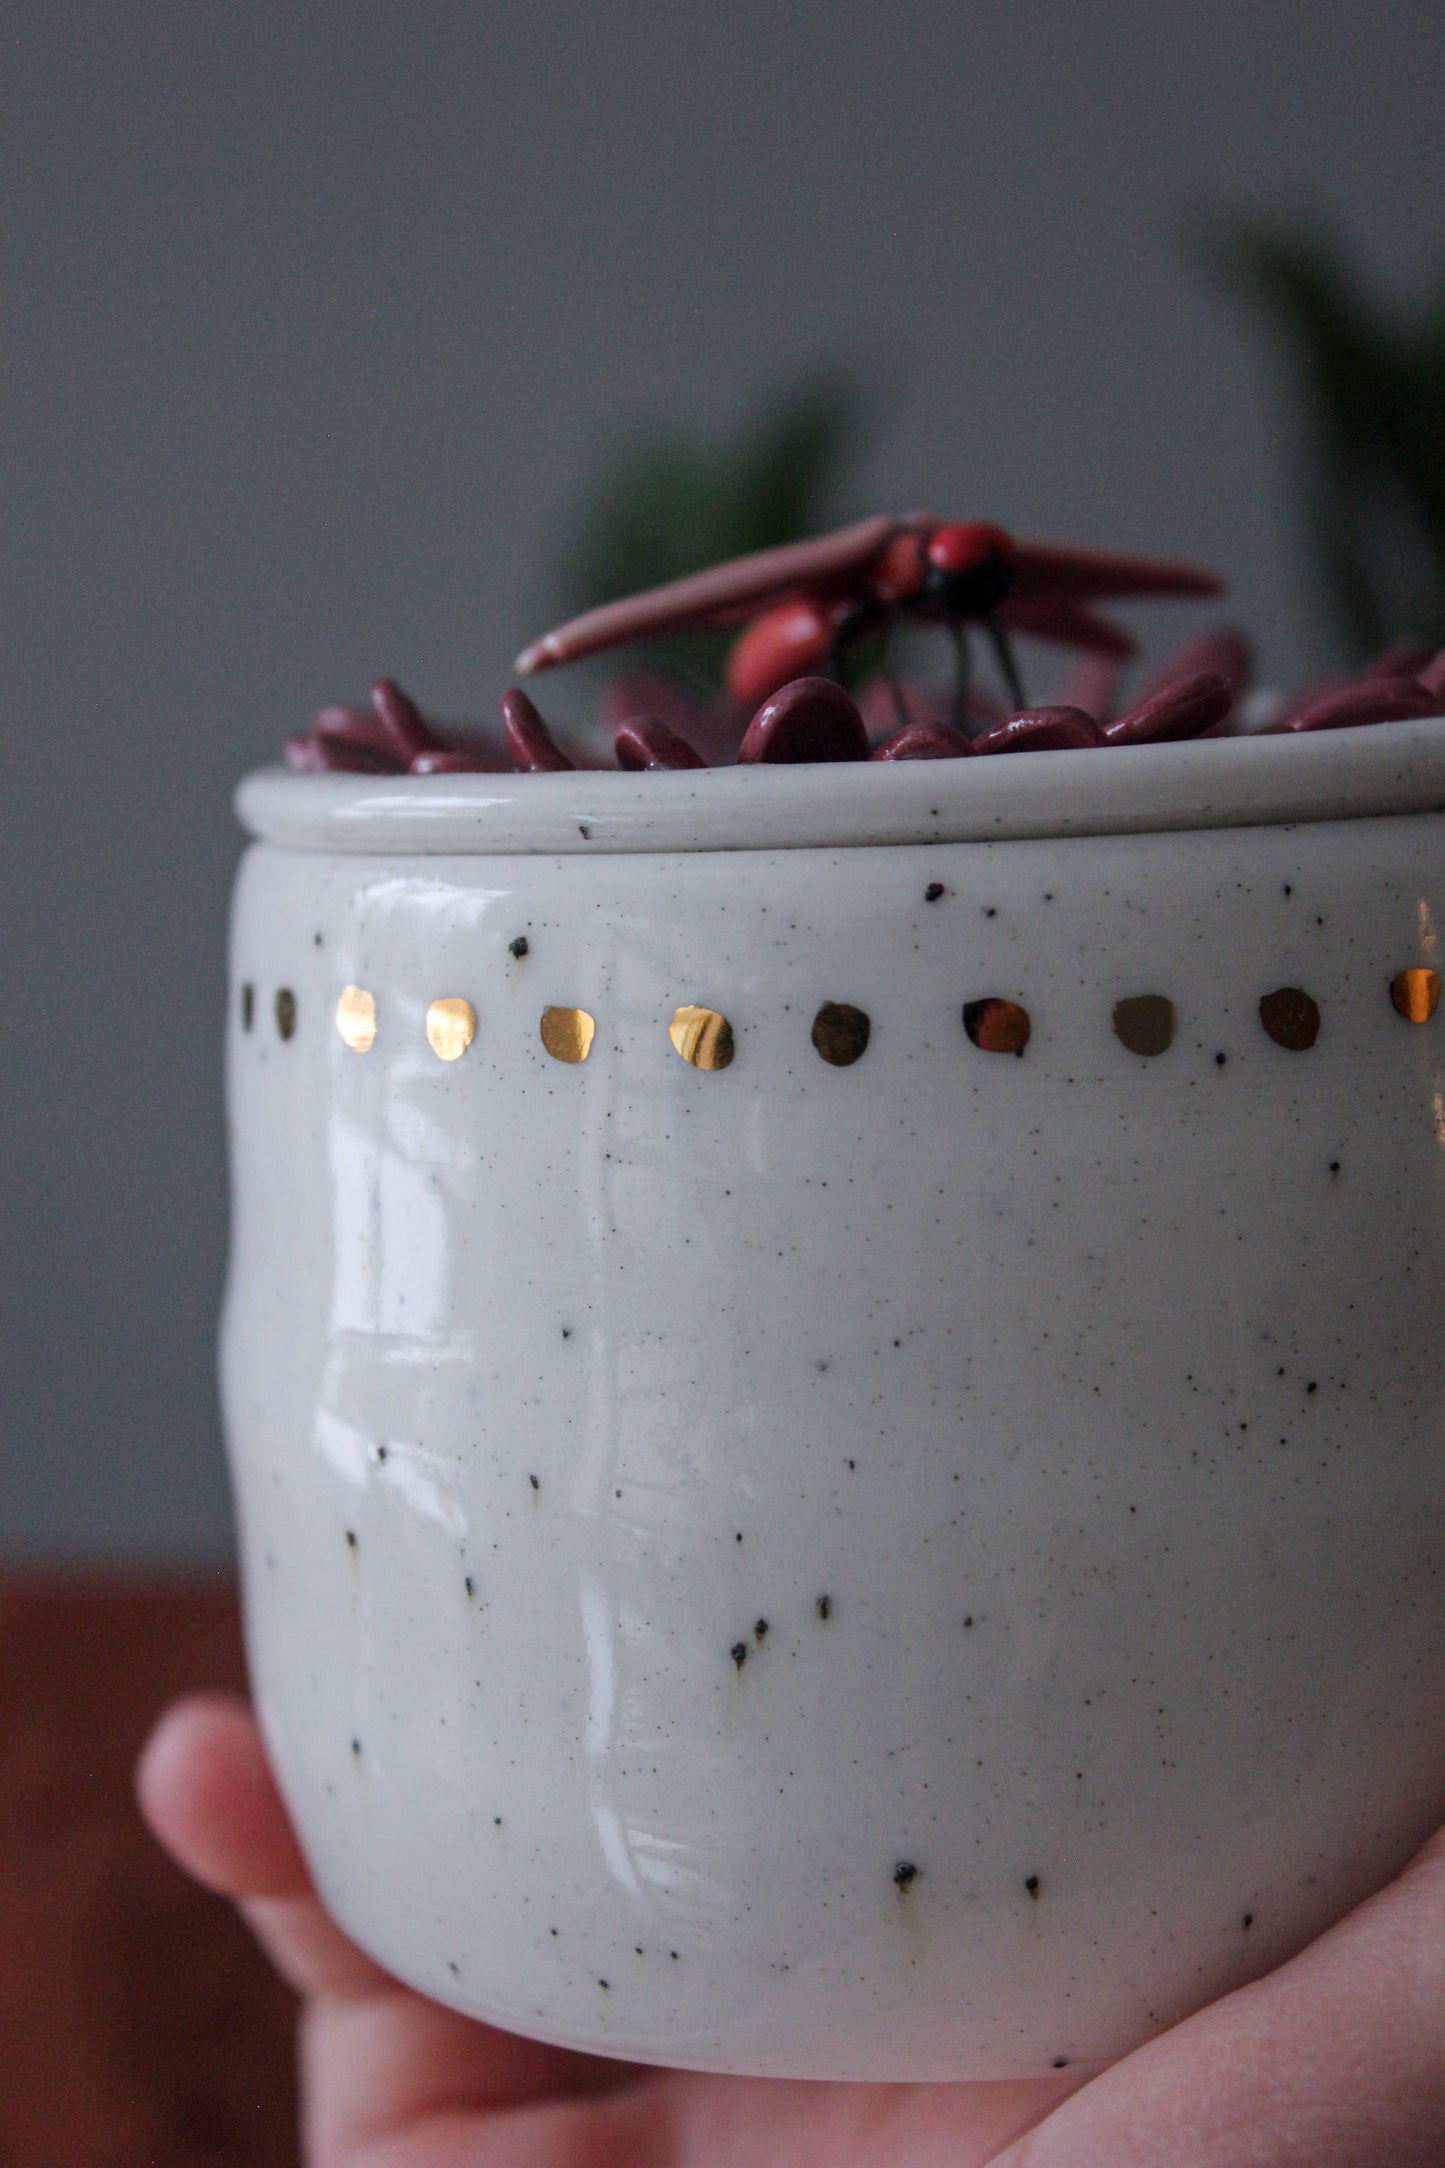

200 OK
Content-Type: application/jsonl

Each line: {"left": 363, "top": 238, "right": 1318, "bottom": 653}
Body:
{"left": 1025, "top": 1875, "right": 1041, "bottom": 1899}
{"left": 529, "top": 1473, "right": 540, "bottom": 1491}
{"left": 345, "top": 1529, "right": 357, "bottom": 1551}
{"left": 509, "top": 935, "right": 530, "bottom": 958}
{"left": 240, "top": 983, "right": 254, "bottom": 1031}
{"left": 816, "top": 1594, "right": 832, "bottom": 1620}
{"left": 448, "top": 1960, "right": 459, "bottom": 1976}
{"left": 924, "top": 881, "right": 945, "bottom": 903}
{"left": 754, "top": 1619, "right": 769, "bottom": 1641}
{"left": 561, "top": 1326, "right": 572, "bottom": 1340}
{"left": 963, "top": 1614, "right": 974, "bottom": 1629}
{"left": 893, "top": 1860, "right": 919, "bottom": 1890}
{"left": 598, "top": 1977, "right": 609, "bottom": 1990}
{"left": 731, "top": 1642, "right": 748, "bottom": 1671}
{"left": 578, "top": 824, "right": 592, "bottom": 840}
{"left": 351, "top": 1737, "right": 361, "bottom": 1758}
{"left": 1242, "top": 1912, "right": 1254, "bottom": 1929}
{"left": 1329, "top": 1161, "right": 1341, "bottom": 1175}
{"left": 464, "top": 1575, "right": 475, "bottom": 1599}
{"left": 1052, "top": 2056, "right": 1069, "bottom": 2069}
{"left": 1215, "top": 1052, "right": 1227, "bottom": 1067}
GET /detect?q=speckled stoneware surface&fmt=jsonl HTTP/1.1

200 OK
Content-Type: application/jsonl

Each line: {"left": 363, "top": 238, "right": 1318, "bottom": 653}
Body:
{"left": 223, "top": 721, "right": 1445, "bottom": 2080}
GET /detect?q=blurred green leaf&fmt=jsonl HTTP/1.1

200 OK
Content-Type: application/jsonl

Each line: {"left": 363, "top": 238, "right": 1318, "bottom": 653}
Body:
{"left": 1198, "top": 217, "right": 1445, "bottom": 660}
{"left": 556, "top": 374, "right": 867, "bottom": 693}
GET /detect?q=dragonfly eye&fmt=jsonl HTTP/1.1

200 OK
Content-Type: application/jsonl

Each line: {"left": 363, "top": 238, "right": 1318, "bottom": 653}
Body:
{"left": 926, "top": 523, "right": 1013, "bottom": 577}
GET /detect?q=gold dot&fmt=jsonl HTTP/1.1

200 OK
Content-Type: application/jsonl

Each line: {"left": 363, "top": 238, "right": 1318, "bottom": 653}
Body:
{"left": 1259, "top": 986, "right": 1320, "bottom": 1051}
{"left": 1113, "top": 994, "right": 1176, "bottom": 1057}
{"left": 335, "top": 985, "right": 377, "bottom": 1052}
{"left": 670, "top": 1005, "right": 734, "bottom": 1070}
{"left": 540, "top": 1006, "right": 596, "bottom": 1063}
{"left": 275, "top": 988, "right": 297, "bottom": 1041}
{"left": 812, "top": 1002, "right": 871, "bottom": 1066}
{"left": 241, "top": 983, "right": 254, "bottom": 1032}
{"left": 963, "top": 998, "right": 1030, "bottom": 1056}
{"left": 426, "top": 997, "right": 477, "bottom": 1062}
{"left": 1391, "top": 968, "right": 1441, "bottom": 1024}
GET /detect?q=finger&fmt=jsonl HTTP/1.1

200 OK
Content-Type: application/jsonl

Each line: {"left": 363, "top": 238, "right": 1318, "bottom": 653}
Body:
{"left": 141, "top": 1694, "right": 647, "bottom": 2120}
{"left": 137, "top": 1691, "right": 310, "bottom": 1897}
{"left": 301, "top": 1994, "right": 639, "bottom": 2162}
{"left": 988, "top": 1827, "right": 1445, "bottom": 2166}
{"left": 240, "top": 1889, "right": 397, "bottom": 2001}
{"left": 339, "top": 2086, "right": 669, "bottom": 2168}
{"left": 137, "top": 1692, "right": 392, "bottom": 1997}
{"left": 356, "top": 2067, "right": 1084, "bottom": 2168}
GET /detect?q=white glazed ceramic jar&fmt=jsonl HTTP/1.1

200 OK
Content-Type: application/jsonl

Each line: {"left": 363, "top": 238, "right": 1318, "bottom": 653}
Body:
{"left": 224, "top": 721, "right": 1445, "bottom": 2080}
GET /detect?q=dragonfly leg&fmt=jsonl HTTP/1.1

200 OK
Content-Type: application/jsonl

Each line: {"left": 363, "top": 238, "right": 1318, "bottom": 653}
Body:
{"left": 880, "top": 615, "right": 912, "bottom": 729}
{"left": 950, "top": 621, "right": 972, "bottom": 728}
{"left": 830, "top": 601, "right": 905, "bottom": 720}
{"left": 983, "top": 615, "right": 1026, "bottom": 709}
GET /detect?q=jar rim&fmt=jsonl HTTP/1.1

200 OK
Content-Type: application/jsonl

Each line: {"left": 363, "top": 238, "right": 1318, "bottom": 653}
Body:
{"left": 237, "top": 715, "right": 1445, "bottom": 857}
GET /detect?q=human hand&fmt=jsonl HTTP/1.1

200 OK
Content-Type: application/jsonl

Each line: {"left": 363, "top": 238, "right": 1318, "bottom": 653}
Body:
{"left": 139, "top": 1695, "right": 1445, "bottom": 2166}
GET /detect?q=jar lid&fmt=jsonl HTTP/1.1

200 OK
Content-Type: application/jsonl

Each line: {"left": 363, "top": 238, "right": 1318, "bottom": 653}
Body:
{"left": 236, "top": 715, "right": 1445, "bottom": 857}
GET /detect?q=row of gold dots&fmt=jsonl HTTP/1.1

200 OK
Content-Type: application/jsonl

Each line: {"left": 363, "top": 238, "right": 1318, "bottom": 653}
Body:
{"left": 243, "top": 969, "right": 1442, "bottom": 1067}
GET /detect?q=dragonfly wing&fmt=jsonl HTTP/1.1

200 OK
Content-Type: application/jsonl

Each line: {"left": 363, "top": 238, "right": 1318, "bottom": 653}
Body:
{"left": 1000, "top": 595, "right": 1139, "bottom": 657}
{"left": 515, "top": 515, "right": 900, "bottom": 672}
{"left": 1011, "top": 540, "right": 1222, "bottom": 604}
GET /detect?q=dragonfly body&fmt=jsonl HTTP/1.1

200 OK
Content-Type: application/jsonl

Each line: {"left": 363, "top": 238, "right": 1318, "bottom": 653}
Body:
{"left": 515, "top": 515, "right": 1222, "bottom": 717}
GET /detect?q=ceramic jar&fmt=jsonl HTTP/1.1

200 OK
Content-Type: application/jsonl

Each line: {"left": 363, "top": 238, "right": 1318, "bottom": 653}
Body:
{"left": 223, "top": 721, "right": 1445, "bottom": 2079}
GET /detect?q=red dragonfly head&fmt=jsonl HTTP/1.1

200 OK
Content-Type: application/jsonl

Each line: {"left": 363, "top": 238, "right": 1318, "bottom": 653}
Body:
{"left": 870, "top": 521, "right": 1016, "bottom": 617}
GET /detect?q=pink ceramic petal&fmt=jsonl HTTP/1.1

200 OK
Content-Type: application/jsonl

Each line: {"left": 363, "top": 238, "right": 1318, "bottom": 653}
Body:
{"left": 432, "top": 727, "right": 509, "bottom": 770}
{"left": 971, "top": 706, "right": 1105, "bottom": 755}
{"left": 1056, "top": 653, "right": 1120, "bottom": 724}
{"left": 371, "top": 679, "right": 439, "bottom": 762}
{"left": 1359, "top": 639, "right": 1435, "bottom": 681}
{"left": 291, "top": 733, "right": 401, "bottom": 773}
{"left": 1419, "top": 648, "right": 1445, "bottom": 702}
{"left": 614, "top": 716, "right": 706, "bottom": 771}
{"left": 1276, "top": 674, "right": 1347, "bottom": 726}
{"left": 502, "top": 686, "right": 574, "bottom": 772}
{"left": 870, "top": 721, "right": 975, "bottom": 761}
{"left": 313, "top": 702, "right": 393, "bottom": 755}
{"left": 602, "top": 671, "right": 742, "bottom": 764}
{"left": 1140, "top": 629, "right": 1253, "bottom": 704}
{"left": 1103, "top": 672, "right": 1233, "bottom": 747}
{"left": 738, "top": 677, "right": 869, "bottom": 764}
{"left": 1283, "top": 676, "right": 1437, "bottom": 732}
{"left": 283, "top": 734, "right": 327, "bottom": 772}
{"left": 410, "top": 748, "right": 506, "bottom": 774}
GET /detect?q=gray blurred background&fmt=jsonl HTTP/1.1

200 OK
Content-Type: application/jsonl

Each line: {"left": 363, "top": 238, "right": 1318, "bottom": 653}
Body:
{"left": 2, "top": 3, "right": 1442, "bottom": 1559}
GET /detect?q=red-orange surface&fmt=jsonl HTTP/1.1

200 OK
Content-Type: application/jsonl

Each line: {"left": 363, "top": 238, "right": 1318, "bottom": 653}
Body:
{"left": 0, "top": 1577, "right": 298, "bottom": 2167}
